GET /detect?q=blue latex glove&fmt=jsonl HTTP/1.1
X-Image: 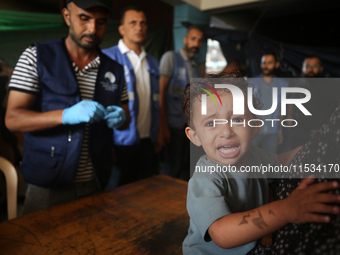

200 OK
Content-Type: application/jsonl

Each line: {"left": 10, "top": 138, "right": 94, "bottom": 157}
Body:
{"left": 62, "top": 100, "right": 107, "bottom": 125}
{"left": 104, "top": 105, "right": 126, "bottom": 129}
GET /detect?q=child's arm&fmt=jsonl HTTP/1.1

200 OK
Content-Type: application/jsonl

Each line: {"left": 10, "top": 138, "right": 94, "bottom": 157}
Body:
{"left": 208, "top": 177, "right": 340, "bottom": 249}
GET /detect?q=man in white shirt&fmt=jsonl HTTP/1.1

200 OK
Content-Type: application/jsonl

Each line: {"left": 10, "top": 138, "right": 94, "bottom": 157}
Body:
{"left": 103, "top": 6, "right": 160, "bottom": 186}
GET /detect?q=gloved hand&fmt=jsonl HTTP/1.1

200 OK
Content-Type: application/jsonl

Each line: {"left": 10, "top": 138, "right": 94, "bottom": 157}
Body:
{"left": 62, "top": 100, "right": 107, "bottom": 125}
{"left": 104, "top": 105, "right": 126, "bottom": 129}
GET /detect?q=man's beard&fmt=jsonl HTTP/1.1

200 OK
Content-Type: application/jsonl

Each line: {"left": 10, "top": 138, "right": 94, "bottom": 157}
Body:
{"left": 70, "top": 32, "right": 100, "bottom": 50}
{"left": 186, "top": 46, "right": 199, "bottom": 58}
{"left": 303, "top": 71, "right": 323, "bottom": 78}
{"left": 69, "top": 20, "right": 100, "bottom": 50}
{"left": 262, "top": 68, "right": 275, "bottom": 76}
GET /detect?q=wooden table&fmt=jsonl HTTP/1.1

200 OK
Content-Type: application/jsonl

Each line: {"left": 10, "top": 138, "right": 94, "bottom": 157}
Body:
{"left": 0, "top": 175, "right": 189, "bottom": 255}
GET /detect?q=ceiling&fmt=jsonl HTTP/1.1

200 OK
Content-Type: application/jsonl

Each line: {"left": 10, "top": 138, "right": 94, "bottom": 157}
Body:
{"left": 2, "top": 0, "right": 339, "bottom": 47}
{"left": 179, "top": 0, "right": 340, "bottom": 48}
{"left": 161, "top": 0, "right": 266, "bottom": 10}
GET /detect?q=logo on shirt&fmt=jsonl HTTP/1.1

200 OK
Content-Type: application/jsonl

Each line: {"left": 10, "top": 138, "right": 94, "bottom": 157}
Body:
{"left": 105, "top": 72, "right": 116, "bottom": 83}
{"left": 101, "top": 72, "right": 118, "bottom": 92}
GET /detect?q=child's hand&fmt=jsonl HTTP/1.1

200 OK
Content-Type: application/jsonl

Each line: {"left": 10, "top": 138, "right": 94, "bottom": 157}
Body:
{"left": 283, "top": 176, "right": 340, "bottom": 224}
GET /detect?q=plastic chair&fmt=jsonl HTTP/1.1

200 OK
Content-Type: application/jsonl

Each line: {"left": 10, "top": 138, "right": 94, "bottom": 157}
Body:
{"left": 0, "top": 156, "right": 18, "bottom": 220}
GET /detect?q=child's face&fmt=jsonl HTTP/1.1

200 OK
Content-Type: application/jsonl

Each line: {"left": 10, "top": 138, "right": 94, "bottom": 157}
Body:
{"left": 186, "top": 92, "right": 260, "bottom": 169}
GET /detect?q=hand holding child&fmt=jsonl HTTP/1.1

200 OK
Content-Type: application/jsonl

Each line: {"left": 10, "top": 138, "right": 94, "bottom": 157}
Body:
{"left": 282, "top": 176, "right": 340, "bottom": 224}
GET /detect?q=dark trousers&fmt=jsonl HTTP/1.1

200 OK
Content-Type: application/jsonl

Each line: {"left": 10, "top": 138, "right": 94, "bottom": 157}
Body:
{"left": 23, "top": 178, "right": 99, "bottom": 214}
{"left": 114, "top": 138, "right": 159, "bottom": 186}
{"left": 163, "top": 126, "right": 190, "bottom": 181}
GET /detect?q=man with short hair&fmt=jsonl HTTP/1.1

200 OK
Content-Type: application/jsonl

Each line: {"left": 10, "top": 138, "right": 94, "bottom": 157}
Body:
{"left": 103, "top": 6, "right": 160, "bottom": 185}
{"left": 249, "top": 53, "right": 288, "bottom": 154}
{"left": 5, "top": 0, "right": 128, "bottom": 214}
{"left": 291, "top": 55, "right": 338, "bottom": 147}
{"left": 302, "top": 55, "right": 323, "bottom": 78}
{"left": 158, "top": 26, "right": 204, "bottom": 180}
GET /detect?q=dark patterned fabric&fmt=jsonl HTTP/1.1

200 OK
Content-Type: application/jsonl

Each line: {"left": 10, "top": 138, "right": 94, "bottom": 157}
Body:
{"left": 249, "top": 103, "right": 340, "bottom": 255}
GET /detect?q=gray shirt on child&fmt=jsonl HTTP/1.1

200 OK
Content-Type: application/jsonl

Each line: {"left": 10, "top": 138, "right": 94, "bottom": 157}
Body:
{"left": 183, "top": 145, "right": 280, "bottom": 255}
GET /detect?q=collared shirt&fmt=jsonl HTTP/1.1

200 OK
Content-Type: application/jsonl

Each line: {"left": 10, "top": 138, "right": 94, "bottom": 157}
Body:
{"left": 118, "top": 39, "right": 151, "bottom": 139}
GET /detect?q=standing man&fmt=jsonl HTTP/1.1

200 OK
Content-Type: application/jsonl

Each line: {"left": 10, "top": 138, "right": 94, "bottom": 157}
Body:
{"left": 249, "top": 52, "right": 288, "bottom": 154}
{"left": 102, "top": 6, "right": 159, "bottom": 185}
{"left": 5, "top": 0, "right": 128, "bottom": 214}
{"left": 158, "top": 26, "right": 204, "bottom": 180}
{"left": 302, "top": 55, "right": 324, "bottom": 78}
{"left": 292, "top": 55, "right": 338, "bottom": 147}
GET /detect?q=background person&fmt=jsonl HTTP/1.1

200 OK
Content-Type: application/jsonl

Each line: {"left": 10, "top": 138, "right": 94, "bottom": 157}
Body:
{"left": 291, "top": 55, "right": 339, "bottom": 148}
{"left": 158, "top": 25, "right": 204, "bottom": 180}
{"left": 103, "top": 5, "right": 160, "bottom": 186}
{"left": 249, "top": 52, "right": 289, "bottom": 154}
{"left": 5, "top": 0, "right": 128, "bottom": 214}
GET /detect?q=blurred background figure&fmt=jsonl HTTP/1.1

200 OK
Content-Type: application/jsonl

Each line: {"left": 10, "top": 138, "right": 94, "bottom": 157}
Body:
{"left": 249, "top": 53, "right": 289, "bottom": 154}
{"left": 302, "top": 56, "right": 323, "bottom": 78}
{"left": 158, "top": 25, "right": 203, "bottom": 180}
{"left": 291, "top": 55, "right": 339, "bottom": 148}
{"left": 103, "top": 5, "right": 160, "bottom": 186}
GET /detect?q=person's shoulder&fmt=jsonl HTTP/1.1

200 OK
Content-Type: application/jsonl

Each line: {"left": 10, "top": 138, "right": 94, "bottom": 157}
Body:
{"left": 102, "top": 45, "right": 120, "bottom": 61}
{"left": 32, "top": 38, "right": 66, "bottom": 59}
{"left": 248, "top": 75, "right": 262, "bottom": 84}
{"left": 22, "top": 45, "right": 37, "bottom": 55}
{"left": 161, "top": 50, "right": 175, "bottom": 59}
{"left": 100, "top": 51, "right": 124, "bottom": 69}
{"left": 33, "top": 38, "right": 64, "bottom": 48}
{"left": 16, "top": 45, "right": 38, "bottom": 66}
{"left": 159, "top": 51, "right": 176, "bottom": 74}
{"left": 102, "top": 45, "right": 118, "bottom": 54}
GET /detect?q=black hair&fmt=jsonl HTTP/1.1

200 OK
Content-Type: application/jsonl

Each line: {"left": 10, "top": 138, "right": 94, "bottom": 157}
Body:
{"left": 186, "top": 25, "right": 204, "bottom": 36}
{"left": 304, "top": 55, "right": 322, "bottom": 64}
{"left": 262, "top": 52, "right": 278, "bottom": 62}
{"left": 120, "top": 5, "right": 145, "bottom": 24}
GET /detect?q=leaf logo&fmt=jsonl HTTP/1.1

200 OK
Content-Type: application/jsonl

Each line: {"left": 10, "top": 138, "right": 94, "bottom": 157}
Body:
{"left": 198, "top": 82, "right": 223, "bottom": 106}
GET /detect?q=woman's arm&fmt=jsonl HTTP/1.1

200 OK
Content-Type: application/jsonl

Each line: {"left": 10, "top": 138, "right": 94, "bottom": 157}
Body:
{"left": 208, "top": 177, "right": 339, "bottom": 249}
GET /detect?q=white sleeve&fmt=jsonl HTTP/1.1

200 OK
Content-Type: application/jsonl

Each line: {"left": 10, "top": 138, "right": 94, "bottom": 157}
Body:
{"left": 8, "top": 46, "right": 40, "bottom": 94}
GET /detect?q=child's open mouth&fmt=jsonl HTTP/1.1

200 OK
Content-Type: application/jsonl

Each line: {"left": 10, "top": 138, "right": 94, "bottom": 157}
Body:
{"left": 217, "top": 145, "right": 240, "bottom": 158}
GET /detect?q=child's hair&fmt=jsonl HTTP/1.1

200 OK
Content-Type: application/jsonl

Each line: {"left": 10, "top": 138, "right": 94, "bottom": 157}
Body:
{"left": 182, "top": 70, "right": 262, "bottom": 127}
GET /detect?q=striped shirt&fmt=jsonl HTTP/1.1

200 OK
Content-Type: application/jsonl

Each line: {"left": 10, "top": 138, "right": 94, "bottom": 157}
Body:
{"left": 9, "top": 46, "right": 128, "bottom": 182}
